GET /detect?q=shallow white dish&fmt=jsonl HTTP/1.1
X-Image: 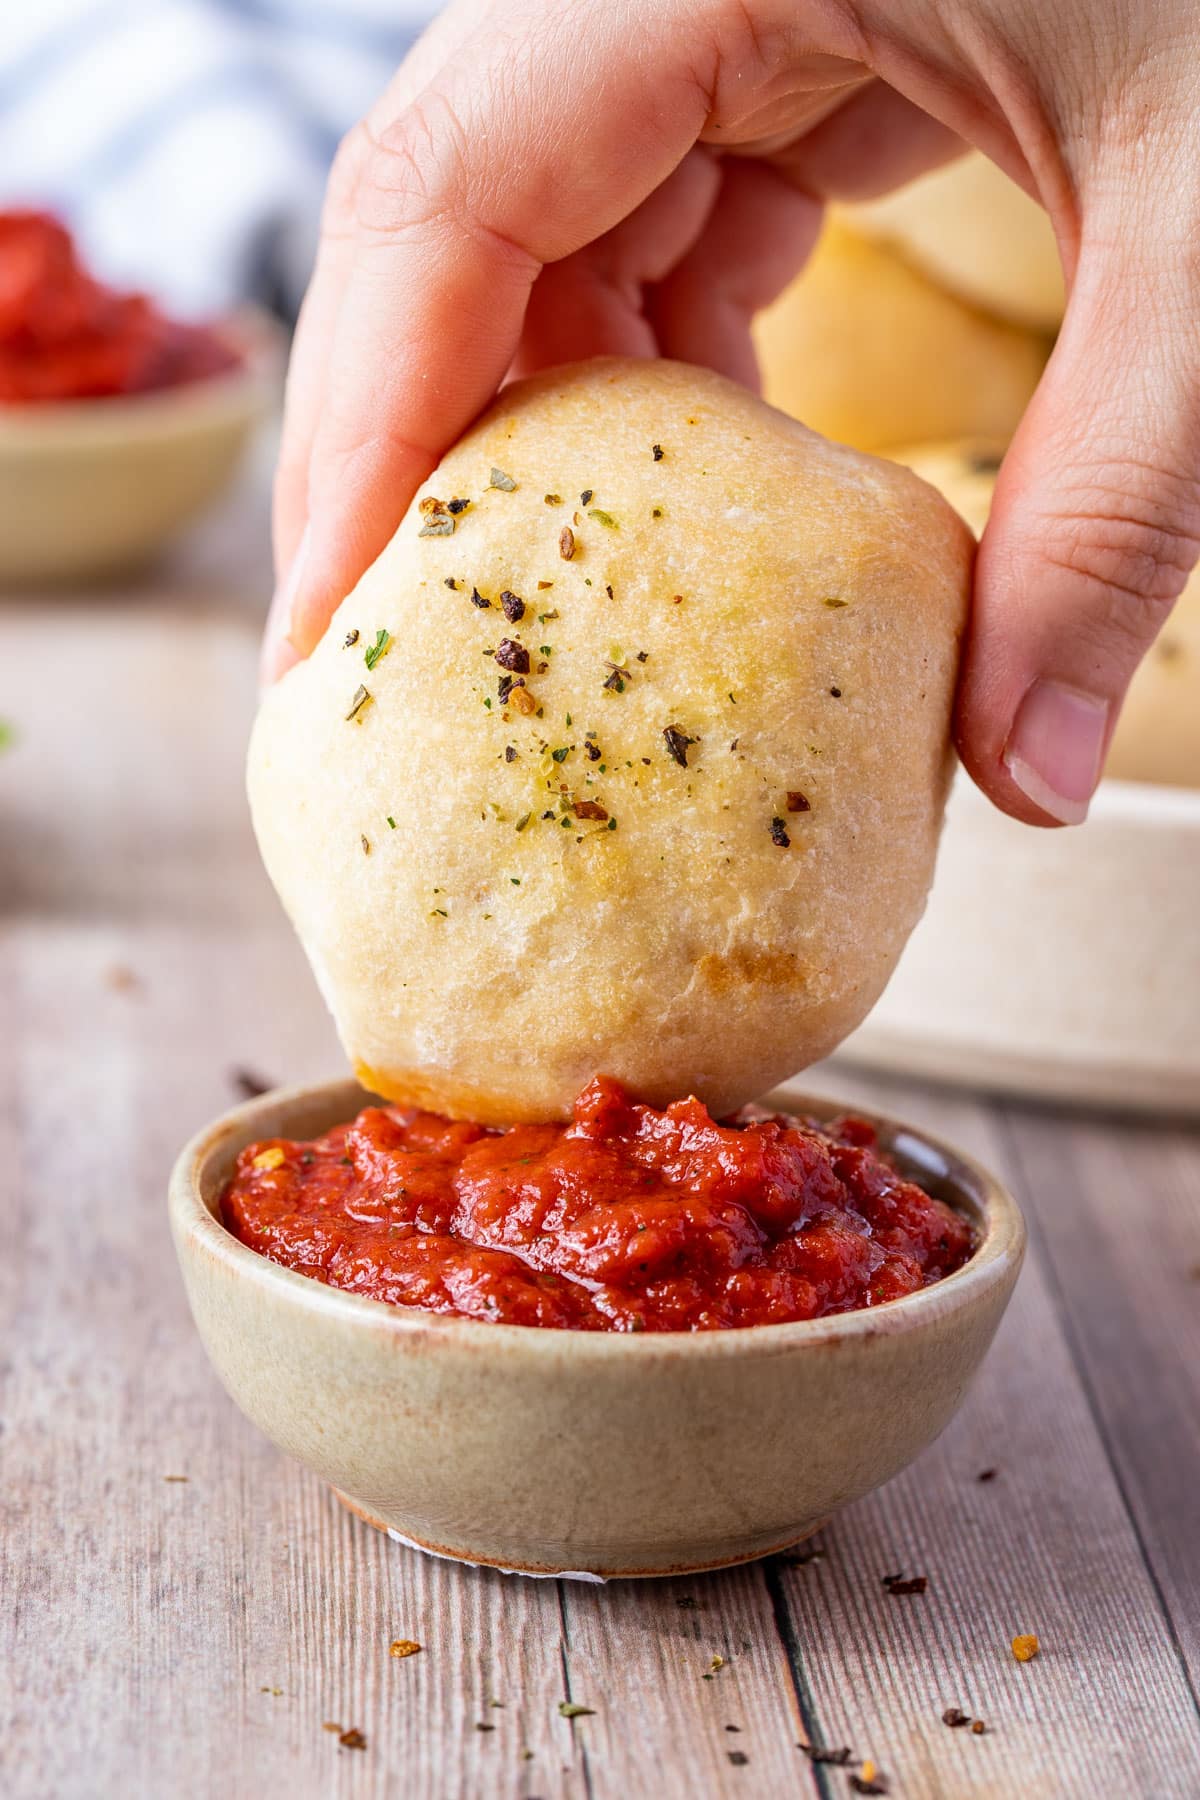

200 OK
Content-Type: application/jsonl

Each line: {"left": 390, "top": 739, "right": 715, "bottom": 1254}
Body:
{"left": 834, "top": 773, "right": 1200, "bottom": 1115}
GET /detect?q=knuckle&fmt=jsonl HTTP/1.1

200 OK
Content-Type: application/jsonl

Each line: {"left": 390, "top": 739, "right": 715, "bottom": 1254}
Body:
{"left": 1037, "top": 461, "right": 1200, "bottom": 649}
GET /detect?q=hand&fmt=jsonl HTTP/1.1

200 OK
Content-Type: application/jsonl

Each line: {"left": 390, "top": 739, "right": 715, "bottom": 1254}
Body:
{"left": 266, "top": 0, "right": 1200, "bottom": 828}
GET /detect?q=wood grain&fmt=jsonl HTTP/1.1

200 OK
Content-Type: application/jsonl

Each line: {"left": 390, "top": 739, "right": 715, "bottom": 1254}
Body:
{"left": 3, "top": 475, "right": 1199, "bottom": 1799}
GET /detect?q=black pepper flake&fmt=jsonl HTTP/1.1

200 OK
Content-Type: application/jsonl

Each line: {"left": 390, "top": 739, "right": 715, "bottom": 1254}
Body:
{"left": 799, "top": 1747, "right": 853, "bottom": 1766}
{"left": 605, "top": 584, "right": 614, "bottom": 599}
{"left": 500, "top": 590, "right": 525, "bottom": 623}
{"left": 444, "top": 577, "right": 457, "bottom": 590}
{"left": 769, "top": 817, "right": 791, "bottom": 848}
{"left": 942, "top": 1708, "right": 970, "bottom": 1729}
{"left": 850, "top": 1775, "right": 888, "bottom": 1796}
{"left": 830, "top": 685, "right": 842, "bottom": 698}
{"left": 882, "top": 1572, "right": 928, "bottom": 1596}
{"left": 636, "top": 650, "right": 649, "bottom": 662}
{"left": 343, "top": 628, "right": 359, "bottom": 647}
{"left": 580, "top": 488, "right": 593, "bottom": 506}
{"left": 977, "top": 1467, "right": 998, "bottom": 1482}
{"left": 471, "top": 587, "right": 491, "bottom": 609}
{"left": 559, "top": 527, "right": 575, "bottom": 560}
{"left": 231, "top": 1067, "right": 273, "bottom": 1099}
{"left": 498, "top": 673, "right": 521, "bottom": 702}
{"left": 446, "top": 497, "right": 469, "bottom": 514}
{"left": 727, "top": 1751, "right": 749, "bottom": 1767}
{"left": 603, "top": 669, "right": 625, "bottom": 693}
{"left": 489, "top": 467, "right": 517, "bottom": 491}
{"left": 652, "top": 507, "right": 663, "bottom": 518}
{"left": 786, "top": 791, "right": 811, "bottom": 814}
{"left": 663, "top": 725, "right": 695, "bottom": 768}
{"left": 652, "top": 443, "right": 664, "bottom": 461}
{"left": 345, "top": 685, "right": 372, "bottom": 721}
{"left": 495, "top": 639, "right": 530, "bottom": 674}
{"left": 541, "top": 810, "right": 554, "bottom": 820}
{"left": 505, "top": 745, "right": 518, "bottom": 763}
{"left": 584, "top": 742, "right": 601, "bottom": 761}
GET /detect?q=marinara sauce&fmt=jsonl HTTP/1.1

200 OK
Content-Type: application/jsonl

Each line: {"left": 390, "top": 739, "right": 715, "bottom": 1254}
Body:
{"left": 0, "top": 210, "right": 239, "bottom": 403}
{"left": 222, "top": 1077, "right": 974, "bottom": 1332}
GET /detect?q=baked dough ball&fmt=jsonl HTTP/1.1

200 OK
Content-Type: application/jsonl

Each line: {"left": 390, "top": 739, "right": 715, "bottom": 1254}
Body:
{"left": 249, "top": 358, "right": 972, "bottom": 1123}
{"left": 888, "top": 439, "right": 1007, "bottom": 538}
{"left": 893, "top": 439, "right": 1200, "bottom": 791}
{"left": 847, "top": 154, "right": 1065, "bottom": 333}
{"left": 754, "top": 221, "right": 1049, "bottom": 454}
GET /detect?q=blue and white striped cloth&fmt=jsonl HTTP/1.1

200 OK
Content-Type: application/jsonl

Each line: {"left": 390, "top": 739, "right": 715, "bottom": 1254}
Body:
{"left": 0, "top": 0, "right": 437, "bottom": 317}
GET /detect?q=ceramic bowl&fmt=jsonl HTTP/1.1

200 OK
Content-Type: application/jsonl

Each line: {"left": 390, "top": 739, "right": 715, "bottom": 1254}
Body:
{"left": 0, "top": 306, "right": 280, "bottom": 586}
{"left": 169, "top": 1078, "right": 1025, "bottom": 1580}
{"left": 838, "top": 771, "right": 1200, "bottom": 1115}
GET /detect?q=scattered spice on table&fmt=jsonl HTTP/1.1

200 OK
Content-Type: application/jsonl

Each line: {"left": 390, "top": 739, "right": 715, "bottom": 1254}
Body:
{"left": 882, "top": 1572, "right": 928, "bottom": 1597}
{"left": 1012, "top": 1633, "right": 1040, "bottom": 1662}
{"left": 971, "top": 1720, "right": 987, "bottom": 1735}
{"left": 163, "top": 1474, "right": 188, "bottom": 1483}
{"left": 230, "top": 1067, "right": 273, "bottom": 1100}
{"left": 942, "top": 1708, "right": 970, "bottom": 1728}
{"left": 475, "top": 1722, "right": 495, "bottom": 1733}
{"left": 850, "top": 1762, "right": 888, "bottom": 1795}
{"left": 727, "top": 1750, "right": 749, "bottom": 1766}
{"left": 260, "top": 1686, "right": 282, "bottom": 1696}
{"left": 977, "top": 1467, "right": 998, "bottom": 1482}
{"left": 558, "top": 1702, "right": 595, "bottom": 1719}
{"left": 389, "top": 1639, "right": 421, "bottom": 1659}
{"left": 799, "top": 1745, "right": 853, "bottom": 1765}
{"left": 338, "top": 1728, "right": 367, "bottom": 1751}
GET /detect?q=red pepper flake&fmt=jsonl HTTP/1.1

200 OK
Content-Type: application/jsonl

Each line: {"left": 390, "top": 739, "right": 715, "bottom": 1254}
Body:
{"left": 338, "top": 1729, "right": 367, "bottom": 1751}
{"left": 559, "top": 527, "right": 575, "bottom": 560}
{"left": 574, "top": 800, "right": 609, "bottom": 821}
{"left": 971, "top": 1720, "right": 987, "bottom": 1735}
{"left": 389, "top": 1639, "right": 422, "bottom": 1659}
{"left": 495, "top": 639, "right": 530, "bottom": 674}
{"left": 881, "top": 1572, "right": 927, "bottom": 1596}
{"left": 1012, "top": 1633, "right": 1040, "bottom": 1662}
{"left": 663, "top": 725, "right": 695, "bottom": 767}
{"left": 769, "top": 817, "right": 791, "bottom": 848}
{"left": 786, "top": 791, "right": 811, "bottom": 814}
{"left": 500, "top": 590, "right": 525, "bottom": 623}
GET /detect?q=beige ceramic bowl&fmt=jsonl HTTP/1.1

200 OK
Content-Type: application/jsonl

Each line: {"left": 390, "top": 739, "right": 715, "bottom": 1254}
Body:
{"left": 170, "top": 1078, "right": 1024, "bottom": 1579}
{"left": 0, "top": 306, "right": 279, "bottom": 585}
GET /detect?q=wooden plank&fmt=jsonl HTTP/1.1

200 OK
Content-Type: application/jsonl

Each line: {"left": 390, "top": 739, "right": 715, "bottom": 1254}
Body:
{"left": 996, "top": 1103, "right": 1200, "bottom": 1688}
{"left": 773, "top": 1067, "right": 1200, "bottom": 1800}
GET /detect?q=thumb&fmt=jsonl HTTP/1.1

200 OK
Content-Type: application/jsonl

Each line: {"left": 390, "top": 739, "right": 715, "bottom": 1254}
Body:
{"left": 956, "top": 206, "right": 1200, "bottom": 826}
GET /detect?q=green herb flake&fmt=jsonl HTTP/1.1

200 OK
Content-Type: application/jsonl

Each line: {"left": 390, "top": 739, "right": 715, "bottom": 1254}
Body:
{"left": 558, "top": 1702, "right": 595, "bottom": 1720}
{"left": 510, "top": 877, "right": 521, "bottom": 885}
{"left": 386, "top": 816, "right": 397, "bottom": 829}
{"left": 514, "top": 813, "right": 532, "bottom": 833}
{"left": 823, "top": 596, "right": 848, "bottom": 609}
{"left": 607, "top": 817, "right": 617, "bottom": 831}
{"left": 489, "top": 467, "right": 518, "bottom": 491}
{"left": 551, "top": 746, "right": 570, "bottom": 763}
{"left": 364, "top": 629, "right": 391, "bottom": 671}
{"left": 588, "top": 509, "right": 618, "bottom": 529}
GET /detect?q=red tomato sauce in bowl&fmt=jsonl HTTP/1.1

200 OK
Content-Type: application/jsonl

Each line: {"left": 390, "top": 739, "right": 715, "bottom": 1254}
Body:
{"left": 221, "top": 1077, "right": 975, "bottom": 1332}
{"left": 0, "top": 210, "right": 240, "bottom": 403}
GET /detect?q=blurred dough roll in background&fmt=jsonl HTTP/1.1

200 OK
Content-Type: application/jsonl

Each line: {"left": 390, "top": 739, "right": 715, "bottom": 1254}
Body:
{"left": 894, "top": 441, "right": 1200, "bottom": 792}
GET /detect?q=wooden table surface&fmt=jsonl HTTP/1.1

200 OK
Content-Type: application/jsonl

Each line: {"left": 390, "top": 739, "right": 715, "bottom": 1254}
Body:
{"left": 3, "top": 458, "right": 1199, "bottom": 1800}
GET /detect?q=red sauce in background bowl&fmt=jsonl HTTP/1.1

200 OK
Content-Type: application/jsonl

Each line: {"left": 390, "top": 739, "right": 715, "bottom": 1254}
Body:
{"left": 0, "top": 210, "right": 240, "bottom": 403}
{"left": 222, "top": 1077, "right": 975, "bottom": 1332}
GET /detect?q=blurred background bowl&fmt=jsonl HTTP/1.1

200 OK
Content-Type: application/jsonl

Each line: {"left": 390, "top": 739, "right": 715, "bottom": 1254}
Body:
{"left": 0, "top": 305, "right": 280, "bottom": 587}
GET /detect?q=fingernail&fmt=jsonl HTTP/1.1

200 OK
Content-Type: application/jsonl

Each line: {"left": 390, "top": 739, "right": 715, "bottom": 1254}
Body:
{"left": 1003, "top": 680, "right": 1109, "bottom": 825}
{"left": 259, "top": 523, "right": 311, "bottom": 689}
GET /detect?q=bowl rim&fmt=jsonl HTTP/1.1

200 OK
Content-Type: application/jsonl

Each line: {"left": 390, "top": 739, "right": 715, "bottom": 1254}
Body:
{"left": 0, "top": 304, "right": 282, "bottom": 442}
{"left": 170, "top": 1077, "right": 1026, "bottom": 1360}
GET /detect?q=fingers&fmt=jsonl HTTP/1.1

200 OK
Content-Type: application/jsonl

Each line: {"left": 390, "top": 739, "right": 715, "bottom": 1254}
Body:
{"left": 957, "top": 217, "right": 1200, "bottom": 825}
{"left": 277, "top": 0, "right": 713, "bottom": 660}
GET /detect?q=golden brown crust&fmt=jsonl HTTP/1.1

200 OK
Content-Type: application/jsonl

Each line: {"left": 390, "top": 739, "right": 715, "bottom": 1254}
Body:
{"left": 250, "top": 358, "right": 972, "bottom": 1121}
{"left": 753, "top": 221, "right": 1049, "bottom": 454}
